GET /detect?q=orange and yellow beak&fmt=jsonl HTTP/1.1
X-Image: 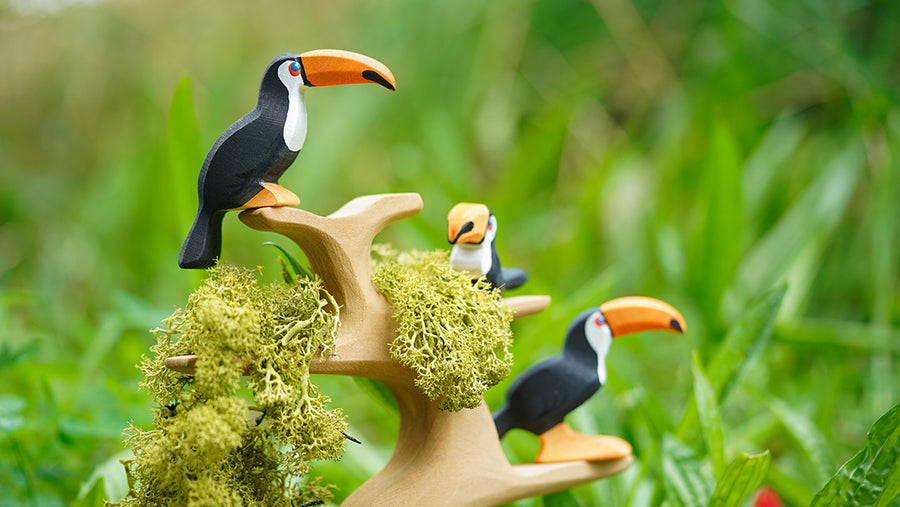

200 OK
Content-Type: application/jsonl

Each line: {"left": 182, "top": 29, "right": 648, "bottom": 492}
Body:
{"left": 599, "top": 296, "right": 686, "bottom": 337}
{"left": 448, "top": 202, "right": 491, "bottom": 244}
{"left": 299, "top": 49, "right": 396, "bottom": 90}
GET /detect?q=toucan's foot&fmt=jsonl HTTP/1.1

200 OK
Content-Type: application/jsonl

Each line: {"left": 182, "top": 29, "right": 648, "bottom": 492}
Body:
{"left": 238, "top": 182, "right": 300, "bottom": 210}
{"left": 534, "top": 422, "right": 632, "bottom": 463}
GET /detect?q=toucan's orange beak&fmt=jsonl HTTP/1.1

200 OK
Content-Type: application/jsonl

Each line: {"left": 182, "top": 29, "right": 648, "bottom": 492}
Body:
{"left": 599, "top": 296, "right": 686, "bottom": 337}
{"left": 299, "top": 49, "right": 396, "bottom": 90}
{"left": 448, "top": 202, "right": 490, "bottom": 244}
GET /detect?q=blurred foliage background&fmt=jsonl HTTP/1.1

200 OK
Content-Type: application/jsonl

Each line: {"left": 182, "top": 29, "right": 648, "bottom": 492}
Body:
{"left": 0, "top": 0, "right": 898, "bottom": 505}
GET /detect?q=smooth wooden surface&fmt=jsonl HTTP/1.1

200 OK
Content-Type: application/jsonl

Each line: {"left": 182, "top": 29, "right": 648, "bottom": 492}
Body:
{"left": 166, "top": 194, "right": 632, "bottom": 505}
{"left": 344, "top": 390, "right": 633, "bottom": 506}
{"left": 504, "top": 295, "right": 551, "bottom": 319}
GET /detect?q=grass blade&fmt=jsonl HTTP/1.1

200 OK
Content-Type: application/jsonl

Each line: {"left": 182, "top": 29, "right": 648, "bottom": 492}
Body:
{"left": 707, "top": 451, "right": 771, "bottom": 507}
{"left": 741, "top": 116, "right": 804, "bottom": 217}
{"left": 541, "top": 489, "right": 582, "bottom": 507}
{"left": 661, "top": 434, "right": 714, "bottom": 507}
{"left": 693, "top": 122, "right": 743, "bottom": 326}
{"left": 0, "top": 394, "right": 25, "bottom": 433}
{"left": 773, "top": 319, "right": 900, "bottom": 353}
{"left": 263, "top": 242, "right": 311, "bottom": 280}
{"left": 166, "top": 77, "right": 203, "bottom": 237}
{"left": 757, "top": 392, "right": 832, "bottom": 485}
{"left": 677, "top": 287, "right": 785, "bottom": 439}
{"left": 867, "top": 125, "right": 898, "bottom": 414}
{"left": 692, "top": 351, "right": 725, "bottom": 477}
{"left": 72, "top": 477, "right": 105, "bottom": 507}
{"left": 76, "top": 450, "right": 132, "bottom": 505}
{"left": 352, "top": 377, "right": 398, "bottom": 414}
{"left": 705, "top": 287, "right": 785, "bottom": 404}
{"left": 736, "top": 142, "right": 862, "bottom": 300}
{"left": 811, "top": 401, "right": 900, "bottom": 506}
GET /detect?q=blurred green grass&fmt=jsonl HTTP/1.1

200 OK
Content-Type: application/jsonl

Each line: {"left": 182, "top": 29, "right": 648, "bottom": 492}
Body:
{"left": 0, "top": 0, "right": 898, "bottom": 505}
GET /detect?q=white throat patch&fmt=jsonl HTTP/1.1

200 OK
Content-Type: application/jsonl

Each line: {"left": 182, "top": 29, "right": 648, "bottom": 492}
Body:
{"left": 277, "top": 61, "right": 308, "bottom": 151}
{"left": 584, "top": 313, "right": 613, "bottom": 384}
{"left": 282, "top": 88, "right": 307, "bottom": 151}
{"left": 449, "top": 243, "right": 491, "bottom": 278}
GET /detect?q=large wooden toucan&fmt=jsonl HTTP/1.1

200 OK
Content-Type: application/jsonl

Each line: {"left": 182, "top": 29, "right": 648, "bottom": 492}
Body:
{"left": 178, "top": 50, "right": 396, "bottom": 269}
{"left": 447, "top": 202, "right": 527, "bottom": 292}
{"left": 493, "top": 296, "right": 686, "bottom": 463}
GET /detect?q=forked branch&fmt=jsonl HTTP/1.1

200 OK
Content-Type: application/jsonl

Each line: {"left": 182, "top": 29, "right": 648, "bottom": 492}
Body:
{"left": 166, "top": 194, "right": 629, "bottom": 505}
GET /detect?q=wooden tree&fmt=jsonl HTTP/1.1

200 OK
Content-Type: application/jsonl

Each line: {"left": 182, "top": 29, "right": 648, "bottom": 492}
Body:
{"left": 166, "top": 193, "right": 632, "bottom": 506}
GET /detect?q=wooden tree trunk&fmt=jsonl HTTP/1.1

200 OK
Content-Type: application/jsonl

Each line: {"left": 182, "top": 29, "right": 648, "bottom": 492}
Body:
{"left": 169, "top": 193, "right": 632, "bottom": 505}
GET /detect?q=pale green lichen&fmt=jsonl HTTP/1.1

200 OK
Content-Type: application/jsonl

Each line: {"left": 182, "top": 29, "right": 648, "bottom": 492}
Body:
{"left": 371, "top": 245, "right": 514, "bottom": 411}
{"left": 115, "top": 265, "right": 343, "bottom": 507}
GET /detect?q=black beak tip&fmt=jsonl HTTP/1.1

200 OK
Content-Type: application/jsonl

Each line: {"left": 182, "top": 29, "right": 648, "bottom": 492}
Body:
{"left": 451, "top": 221, "right": 475, "bottom": 244}
{"left": 670, "top": 319, "right": 683, "bottom": 333}
{"left": 362, "top": 70, "right": 395, "bottom": 90}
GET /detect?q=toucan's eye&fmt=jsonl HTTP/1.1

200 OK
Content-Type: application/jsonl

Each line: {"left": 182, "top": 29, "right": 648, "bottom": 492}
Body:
{"left": 593, "top": 314, "right": 607, "bottom": 327}
{"left": 289, "top": 61, "right": 301, "bottom": 77}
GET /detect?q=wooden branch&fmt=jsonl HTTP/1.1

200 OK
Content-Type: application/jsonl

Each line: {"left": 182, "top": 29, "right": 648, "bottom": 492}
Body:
{"left": 346, "top": 385, "right": 633, "bottom": 506}
{"left": 238, "top": 194, "right": 421, "bottom": 379}
{"left": 504, "top": 295, "right": 551, "bottom": 319}
{"left": 165, "top": 194, "right": 631, "bottom": 505}
{"left": 162, "top": 295, "right": 551, "bottom": 376}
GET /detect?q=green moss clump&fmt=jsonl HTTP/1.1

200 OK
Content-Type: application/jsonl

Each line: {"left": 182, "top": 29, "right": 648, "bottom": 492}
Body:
{"left": 371, "top": 245, "right": 514, "bottom": 411}
{"left": 116, "top": 265, "right": 343, "bottom": 507}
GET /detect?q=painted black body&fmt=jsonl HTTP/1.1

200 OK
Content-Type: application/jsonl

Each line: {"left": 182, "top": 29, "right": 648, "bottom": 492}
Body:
{"left": 487, "top": 243, "right": 528, "bottom": 291}
{"left": 494, "top": 309, "right": 602, "bottom": 438}
{"left": 179, "top": 55, "right": 300, "bottom": 269}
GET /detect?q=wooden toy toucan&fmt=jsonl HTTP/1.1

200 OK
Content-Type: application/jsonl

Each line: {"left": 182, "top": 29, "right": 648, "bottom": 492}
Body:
{"left": 447, "top": 202, "right": 528, "bottom": 292}
{"left": 178, "top": 50, "right": 396, "bottom": 269}
{"left": 493, "top": 296, "right": 686, "bottom": 463}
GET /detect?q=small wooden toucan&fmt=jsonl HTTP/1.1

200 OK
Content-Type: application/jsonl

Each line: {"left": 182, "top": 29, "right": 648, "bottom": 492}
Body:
{"left": 447, "top": 202, "right": 527, "bottom": 292}
{"left": 493, "top": 296, "right": 686, "bottom": 463}
{"left": 179, "top": 50, "right": 396, "bottom": 269}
